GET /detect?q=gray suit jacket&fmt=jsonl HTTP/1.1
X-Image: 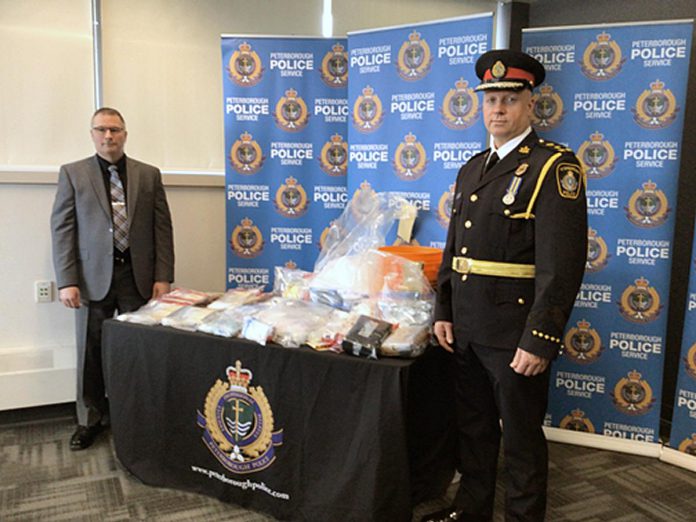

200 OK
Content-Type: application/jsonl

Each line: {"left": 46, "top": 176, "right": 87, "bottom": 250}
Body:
{"left": 51, "top": 155, "right": 174, "bottom": 301}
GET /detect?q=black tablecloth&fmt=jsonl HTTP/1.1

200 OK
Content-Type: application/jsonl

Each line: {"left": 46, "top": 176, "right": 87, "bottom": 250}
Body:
{"left": 103, "top": 320, "right": 456, "bottom": 521}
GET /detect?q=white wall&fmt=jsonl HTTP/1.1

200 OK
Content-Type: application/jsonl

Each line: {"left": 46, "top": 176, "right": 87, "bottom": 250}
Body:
{"left": 0, "top": 179, "right": 225, "bottom": 410}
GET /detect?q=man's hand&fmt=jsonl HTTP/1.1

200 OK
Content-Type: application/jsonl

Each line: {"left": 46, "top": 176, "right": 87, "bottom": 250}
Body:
{"left": 510, "top": 348, "right": 549, "bottom": 376}
{"left": 152, "top": 281, "right": 171, "bottom": 299}
{"left": 59, "top": 286, "right": 81, "bottom": 309}
{"left": 433, "top": 321, "right": 454, "bottom": 353}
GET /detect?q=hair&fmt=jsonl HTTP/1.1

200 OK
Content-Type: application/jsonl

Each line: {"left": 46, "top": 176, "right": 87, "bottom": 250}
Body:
{"left": 92, "top": 107, "right": 126, "bottom": 127}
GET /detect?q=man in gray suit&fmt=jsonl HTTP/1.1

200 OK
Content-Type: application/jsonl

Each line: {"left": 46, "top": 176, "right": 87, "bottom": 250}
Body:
{"left": 51, "top": 107, "right": 174, "bottom": 450}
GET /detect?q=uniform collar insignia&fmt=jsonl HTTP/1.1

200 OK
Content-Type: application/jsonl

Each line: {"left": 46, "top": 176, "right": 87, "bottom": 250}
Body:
{"left": 518, "top": 146, "right": 530, "bottom": 154}
{"left": 515, "top": 163, "right": 529, "bottom": 176}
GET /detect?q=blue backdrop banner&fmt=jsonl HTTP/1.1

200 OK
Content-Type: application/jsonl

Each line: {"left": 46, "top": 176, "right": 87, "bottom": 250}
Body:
{"left": 523, "top": 21, "right": 692, "bottom": 444}
{"left": 222, "top": 36, "right": 348, "bottom": 289}
{"left": 347, "top": 14, "right": 493, "bottom": 247}
{"left": 669, "top": 215, "right": 696, "bottom": 456}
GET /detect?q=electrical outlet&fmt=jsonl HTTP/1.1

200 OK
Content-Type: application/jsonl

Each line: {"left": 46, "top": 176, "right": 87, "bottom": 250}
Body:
{"left": 35, "top": 281, "right": 54, "bottom": 303}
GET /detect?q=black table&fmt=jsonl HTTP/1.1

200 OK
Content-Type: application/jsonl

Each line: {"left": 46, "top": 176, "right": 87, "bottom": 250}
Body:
{"left": 103, "top": 320, "right": 455, "bottom": 521}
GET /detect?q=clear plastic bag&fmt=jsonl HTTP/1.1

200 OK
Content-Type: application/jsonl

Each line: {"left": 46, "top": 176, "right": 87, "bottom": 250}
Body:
{"left": 351, "top": 296, "right": 433, "bottom": 328}
{"left": 310, "top": 248, "right": 434, "bottom": 313}
{"left": 160, "top": 287, "right": 217, "bottom": 306}
{"left": 241, "top": 316, "right": 274, "bottom": 346}
{"left": 305, "top": 309, "right": 359, "bottom": 352}
{"left": 254, "top": 299, "right": 335, "bottom": 348}
{"left": 197, "top": 309, "right": 245, "bottom": 337}
{"left": 273, "top": 266, "right": 313, "bottom": 300}
{"left": 379, "top": 325, "right": 431, "bottom": 358}
{"left": 207, "top": 287, "right": 265, "bottom": 310}
{"left": 116, "top": 300, "right": 184, "bottom": 325}
{"left": 314, "top": 192, "right": 411, "bottom": 273}
{"left": 198, "top": 302, "right": 274, "bottom": 338}
{"left": 160, "top": 305, "right": 216, "bottom": 331}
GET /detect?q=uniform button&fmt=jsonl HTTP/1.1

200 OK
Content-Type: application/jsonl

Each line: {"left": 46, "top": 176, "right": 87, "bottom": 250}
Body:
{"left": 460, "top": 246, "right": 467, "bottom": 255}
{"left": 532, "top": 329, "right": 538, "bottom": 335}
{"left": 453, "top": 208, "right": 457, "bottom": 214}
{"left": 470, "top": 194, "right": 478, "bottom": 202}
{"left": 517, "top": 298, "right": 525, "bottom": 305}
{"left": 461, "top": 274, "right": 468, "bottom": 282}
{"left": 464, "top": 220, "right": 472, "bottom": 228}
{"left": 504, "top": 209, "right": 511, "bottom": 216}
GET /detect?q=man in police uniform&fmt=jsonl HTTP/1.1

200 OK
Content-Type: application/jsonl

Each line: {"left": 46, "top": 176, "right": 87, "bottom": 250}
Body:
{"left": 424, "top": 50, "right": 587, "bottom": 521}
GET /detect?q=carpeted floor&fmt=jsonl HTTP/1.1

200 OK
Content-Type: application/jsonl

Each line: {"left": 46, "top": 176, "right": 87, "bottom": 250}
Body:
{"left": 1, "top": 403, "right": 695, "bottom": 521}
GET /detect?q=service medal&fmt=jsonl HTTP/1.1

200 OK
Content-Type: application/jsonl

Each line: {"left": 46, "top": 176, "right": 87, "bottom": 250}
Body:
{"left": 503, "top": 176, "right": 523, "bottom": 206}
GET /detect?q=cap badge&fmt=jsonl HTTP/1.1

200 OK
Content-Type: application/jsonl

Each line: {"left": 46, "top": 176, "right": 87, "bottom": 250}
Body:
{"left": 491, "top": 60, "right": 507, "bottom": 79}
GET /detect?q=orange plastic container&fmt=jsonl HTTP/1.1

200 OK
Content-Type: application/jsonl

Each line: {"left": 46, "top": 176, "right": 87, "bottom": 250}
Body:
{"left": 377, "top": 246, "right": 443, "bottom": 287}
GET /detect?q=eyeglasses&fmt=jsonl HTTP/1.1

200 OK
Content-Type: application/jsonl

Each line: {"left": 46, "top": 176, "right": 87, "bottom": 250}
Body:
{"left": 92, "top": 126, "right": 125, "bottom": 134}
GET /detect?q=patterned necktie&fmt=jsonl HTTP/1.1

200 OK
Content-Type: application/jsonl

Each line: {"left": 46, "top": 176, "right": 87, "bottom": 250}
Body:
{"left": 108, "top": 165, "right": 129, "bottom": 252}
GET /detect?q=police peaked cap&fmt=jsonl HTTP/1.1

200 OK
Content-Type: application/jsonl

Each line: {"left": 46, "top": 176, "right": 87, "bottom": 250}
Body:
{"left": 474, "top": 50, "right": 545, "bottom": 91}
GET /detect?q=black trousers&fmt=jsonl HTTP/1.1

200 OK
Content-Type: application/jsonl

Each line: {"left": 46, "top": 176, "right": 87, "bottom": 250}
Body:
{"left": 452, "top": 342, "right": 551, "bottom": 522}
{"left": 75, "top": 260, "right": 147, "bottom": 427}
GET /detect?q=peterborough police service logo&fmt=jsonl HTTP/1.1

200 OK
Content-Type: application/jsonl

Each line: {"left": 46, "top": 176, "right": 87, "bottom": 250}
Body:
{"left": 559, "top": 408, "right": 596, "bottom": 432}
{"left": 437, "top": 184, "right": 455, "bottom": 228}
{"left": 274, "top": 88, "right": 309, "bottom": 132}
{"left": 684, "top": 342, "right": 696, "bottom": 380}
{"left": 441, "top": 78, "right": 479, "bottom": 130}
{"left": 619, "top": 277, "right": 662, "bottom": 323}
{"left": 230, "top": 217, "right": 264, "bottom": 258}
{"left": 580, "top": 32, "right": 625, "bottom": 81}
{"left": 532, "top": 85, "right": 564, "bottom": 129}
{"left": 625, "top": 180, "right": 670, "bottom": 228}
{"left": 351, "top": 180, "right": 379, "bottom": 219}
{"left": 228, "top": 42, "right": 264, "bottom": 86}
{"left": 274, "top": 176, "right": 308, "bottom": 218}
{"left": 393, "top": 132, "right": 427, "bottom": 181}
{"left": 586, "top": 227, "right": 610, "bottom": 272}
{"left": 230, "top": 131, "right": 264, "bottom": 175}
{"left": 613, "top": 370, "right": 655, "bottom": 415}
{"left": 353, "top": 85, "right": 384, "bottom": 133}
{"left": 320, "top": 42, "right": 348, "bottom": 87}
{"left": 197, "top": 361, "right": 283, "bottom": 474}
{"left": 556, "top": 163, "right": 583, "bottom": 200}
{"left": 319, "top": 134, "right": 347, "bottom": 176}
{"left": 678, "top": 434, "right": 696, "bottom": 455}
{"left": 396, "top": 30, "right": 432, "bottom": 81}
{"left": 577, "top": 131, "right": 617, "bottom": 179}
{"left": 563, "top": 319, "right": 603, "bottom": 364}
{"left": 632, "top": 80, "right": 679, "bottom": 129}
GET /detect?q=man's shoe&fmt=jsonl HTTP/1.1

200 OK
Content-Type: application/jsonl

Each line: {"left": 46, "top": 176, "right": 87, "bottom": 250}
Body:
{"left": 420, "top": 506, "right": 465, "bottom": 522}
{"left": 69, "top": 425, "right": 102, "bottom": 450}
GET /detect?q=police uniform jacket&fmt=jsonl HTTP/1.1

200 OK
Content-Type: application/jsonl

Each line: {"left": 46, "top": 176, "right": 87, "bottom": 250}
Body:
{"left": 434, "top": 130, "right": 587, "bottom": 360}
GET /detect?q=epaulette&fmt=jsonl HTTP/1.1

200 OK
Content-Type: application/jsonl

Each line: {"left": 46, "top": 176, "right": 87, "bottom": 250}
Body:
{"left": 537, "top": 138, "right": 573, "bottom": 154}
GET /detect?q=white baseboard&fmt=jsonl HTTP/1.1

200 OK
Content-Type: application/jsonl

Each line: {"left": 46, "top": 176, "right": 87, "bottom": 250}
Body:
{"left": 543, "top": 426, "right": 661, "bottom": 457}
{"left": 659, "top": 447, "right": 696, "bottom": 472}
{"left": 0, "top": 345, "right": 76, "bottom": 411}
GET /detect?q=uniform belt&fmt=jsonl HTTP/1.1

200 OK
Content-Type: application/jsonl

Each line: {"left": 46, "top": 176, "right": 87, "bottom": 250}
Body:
{"left": 451, "top": 256, "right": 535, "bottom": 278}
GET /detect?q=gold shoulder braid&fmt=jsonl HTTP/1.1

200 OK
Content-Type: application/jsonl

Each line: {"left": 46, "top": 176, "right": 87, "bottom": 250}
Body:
{"left": 521, "top": 152, "right": 562, "bottom": 219}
